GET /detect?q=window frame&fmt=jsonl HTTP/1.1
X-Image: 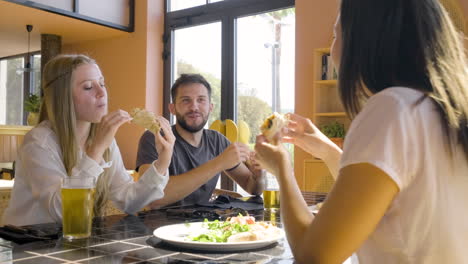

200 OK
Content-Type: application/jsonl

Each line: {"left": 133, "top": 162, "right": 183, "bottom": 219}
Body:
{"left": 163, "top": 0, "right": 295, "bottom": 120}
{"left": 163, "top": 0, "right": 295, "bottom": 190}
{"left": 3, "top": 0, "right": 134, "bottom": 32}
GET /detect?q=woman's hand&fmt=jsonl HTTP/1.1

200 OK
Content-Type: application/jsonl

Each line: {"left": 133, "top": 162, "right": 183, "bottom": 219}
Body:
{"left": 254, "top": 135, "right": 291, "bottom": 176}
{"left": 153, "top": 117, "right": 175, "bottom": 175}
{"left": 87, "top": 110, "right": 131, "bottom": 162}
{"left": 283, "top": 113, "right": 341, "bottom": 160}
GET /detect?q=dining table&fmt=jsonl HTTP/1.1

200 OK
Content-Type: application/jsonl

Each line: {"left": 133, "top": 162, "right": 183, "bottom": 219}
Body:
{"left": 0, "top": 203, "right": 296, "bottom": 263}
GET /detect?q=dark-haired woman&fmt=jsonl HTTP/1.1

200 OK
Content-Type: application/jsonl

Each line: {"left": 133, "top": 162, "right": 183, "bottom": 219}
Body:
{"left": 254, "top": 0, "right": 468, "bottom": 263}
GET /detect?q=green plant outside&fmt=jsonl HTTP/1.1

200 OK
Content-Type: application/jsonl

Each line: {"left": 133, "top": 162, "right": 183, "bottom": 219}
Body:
{"left": 321, "top": 121, "right": 345, "bottom": 138}
{"left": 24, "top": 93, "right": 41, "bottom": 113}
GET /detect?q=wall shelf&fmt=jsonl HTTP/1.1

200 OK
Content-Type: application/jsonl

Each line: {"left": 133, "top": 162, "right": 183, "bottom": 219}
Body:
{"left": 315, "top": 48, "right": 330, "bottom": 54}
{"left": 315, "top": 80, "right": 337, "bottom": 86}
{"left": 315, "top": 112, "right": 347, "bottom": 117}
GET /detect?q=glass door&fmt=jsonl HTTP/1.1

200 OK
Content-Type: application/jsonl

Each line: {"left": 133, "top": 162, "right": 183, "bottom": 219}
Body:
{"left": 236, "top": 8, "right": 295, "bottom": 145}
{"left": 171, "top": 22, "right": 222, "bottom": 126}
{"left": 164, "top": 0, "right": 295, "bottom": 191}
{"left": 235, "top": 8, "right": 295, "bottom": 194}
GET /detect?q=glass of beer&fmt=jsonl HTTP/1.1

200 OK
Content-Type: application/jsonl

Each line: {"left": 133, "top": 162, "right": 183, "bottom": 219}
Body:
{"left": 262, "top": 170, "right": 280, "bottom": 209}
{"left": 61, "top": 176, "right": 96, "bottom": 240}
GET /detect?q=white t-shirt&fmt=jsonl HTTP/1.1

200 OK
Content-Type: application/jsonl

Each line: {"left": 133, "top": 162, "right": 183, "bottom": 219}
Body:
{"left": 2, "top": 121, "right": 169, "bottom": 226}
{"left": 340, "top": 87, "right": 468, "bottom": 264}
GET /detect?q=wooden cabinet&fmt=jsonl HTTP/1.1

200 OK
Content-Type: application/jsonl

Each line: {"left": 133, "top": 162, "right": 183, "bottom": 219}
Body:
{"left": 303, "top": 159, "right": 334, "bottom": 192}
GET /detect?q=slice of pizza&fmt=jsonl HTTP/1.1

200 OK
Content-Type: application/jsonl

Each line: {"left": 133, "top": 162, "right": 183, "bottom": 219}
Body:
{"left": 260, "top": 112, "right": 288, "bottom": 144}
{"left": 129, "top": 108, "right": 161, "bottom": 134}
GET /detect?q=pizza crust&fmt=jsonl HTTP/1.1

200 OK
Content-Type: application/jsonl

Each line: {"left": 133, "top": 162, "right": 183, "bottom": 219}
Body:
{"left": 129, "top": 108, "right": 161, "bottom": 134}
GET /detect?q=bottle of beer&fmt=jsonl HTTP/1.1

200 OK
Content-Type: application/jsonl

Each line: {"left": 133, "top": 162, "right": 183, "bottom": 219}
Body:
{"left": 262, "top": 170, "right": 280, "bottom": 209}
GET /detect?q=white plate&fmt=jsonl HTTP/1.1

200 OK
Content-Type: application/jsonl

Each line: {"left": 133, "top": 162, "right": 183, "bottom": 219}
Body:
{"left": 153, "top": 222, "right": 284, "bottom": 252}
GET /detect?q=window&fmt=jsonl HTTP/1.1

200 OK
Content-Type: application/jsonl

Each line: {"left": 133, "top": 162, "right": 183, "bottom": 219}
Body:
{"left": 168, "top": 0, "right": 224, "bottom": 12}
{"left": 0, "top": 53, "right": 41, "bottom": 125}
{"left": 236, "top": 8, "right": 295, "bottom": 145}
{"left": 164, "top": 0, "right": 295, "bottom": 191}
{"left": 172, "top": 22, "right": 222, "bottom": 125}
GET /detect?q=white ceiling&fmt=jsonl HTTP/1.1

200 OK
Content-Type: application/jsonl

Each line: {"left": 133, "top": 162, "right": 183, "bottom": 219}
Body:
{"left": 0, "top": 0, "right": 129, "bottom": 58}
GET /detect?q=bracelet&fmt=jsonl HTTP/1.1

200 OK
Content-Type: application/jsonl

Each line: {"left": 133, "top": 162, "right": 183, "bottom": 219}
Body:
{"left": 226, "top": 162, "right": 241, "bottom": 172}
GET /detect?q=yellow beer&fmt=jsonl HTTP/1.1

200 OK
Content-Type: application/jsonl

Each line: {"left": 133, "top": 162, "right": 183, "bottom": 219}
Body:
{"left": 61, "top": 188, "right": 95, "bottom": 239}
{"left": 263, "top": 189, "right": 280, "bottom": 209}
{"left": 263, "top": 209, "right": 279, "bottom": 225}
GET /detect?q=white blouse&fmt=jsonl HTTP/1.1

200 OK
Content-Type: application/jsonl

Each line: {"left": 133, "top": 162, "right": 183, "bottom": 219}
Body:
{"left": 2, "top": 121, "right": 168, "bottom": 226}
{"left": 341, "top": 87, "right": 468, "bottom": 263}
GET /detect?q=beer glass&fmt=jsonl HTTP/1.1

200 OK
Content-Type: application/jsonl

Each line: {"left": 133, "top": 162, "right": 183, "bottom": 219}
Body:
{"left": 262, "top": 170, "right": 280, "bottom": 209}
{"left": 61, "top": 176, "right": 96, "bottom": 240}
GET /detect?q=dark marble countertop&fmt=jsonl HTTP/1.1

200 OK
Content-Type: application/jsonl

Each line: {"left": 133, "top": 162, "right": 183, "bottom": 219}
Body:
{"left": 0, "top": 206, "right": 295, "bottom": 263}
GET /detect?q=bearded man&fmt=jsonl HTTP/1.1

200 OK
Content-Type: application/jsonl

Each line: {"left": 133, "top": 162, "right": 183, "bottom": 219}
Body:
{"left": 136, "top": 74, "right": 264, "bottom": 208}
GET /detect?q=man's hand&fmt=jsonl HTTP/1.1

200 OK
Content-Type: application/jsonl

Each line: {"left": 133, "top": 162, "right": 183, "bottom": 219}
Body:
{"left": 245, "top": 151, "right": 266, "bottom": 193}
{"left": 246, "top": 151, "right": 263, "bottom": 181}
{"left": 216, "top": 142, "right": 251, "bottom": 171}
{"left": 153, "top": 117, "right": 175, "bottom": 174}
{"left": 222, "top": 149, "right": 265, "bottom": 195}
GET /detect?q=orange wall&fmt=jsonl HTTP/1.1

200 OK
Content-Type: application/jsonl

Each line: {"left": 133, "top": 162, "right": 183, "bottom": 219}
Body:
{"left": 294, "top": 0, "right": 339, "bottom": 188}
{"left": 293, "top": 0, "right": 467, "bottom": 189}
{"left": 63, "top": 0, "right": 165, "bottom": 169}
{"left": 461, "top": 0, "right": 468, "bottom": 47}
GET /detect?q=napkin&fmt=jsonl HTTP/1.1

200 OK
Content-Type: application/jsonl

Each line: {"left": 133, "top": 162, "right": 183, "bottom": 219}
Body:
{"left": 197, "top": 194, "right": 264, "bottom": 211}
{"left": 0, "top": 225, "right": 60, "bottom": 244}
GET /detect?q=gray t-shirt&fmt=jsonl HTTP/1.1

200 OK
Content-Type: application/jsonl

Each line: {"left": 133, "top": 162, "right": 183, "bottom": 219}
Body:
{"left": 136, "top": 126, "right": 230, "bottom": 207}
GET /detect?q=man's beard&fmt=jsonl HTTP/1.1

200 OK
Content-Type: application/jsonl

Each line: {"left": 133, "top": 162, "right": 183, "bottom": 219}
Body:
{"left": 176, "top": 112, "right": 208, "bottom": 133}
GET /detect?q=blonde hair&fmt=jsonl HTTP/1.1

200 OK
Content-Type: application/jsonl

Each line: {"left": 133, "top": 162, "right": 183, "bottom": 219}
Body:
{"left": 39, "top": 54, "right": 110, "bottom": 216}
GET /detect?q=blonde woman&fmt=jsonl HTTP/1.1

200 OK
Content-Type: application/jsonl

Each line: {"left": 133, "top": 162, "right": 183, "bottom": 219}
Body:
{"left": 2, "top": 54, "right": 175, "bottom": 226}
{"left": 255, "top": 0, "right": 468, "bottom": 263}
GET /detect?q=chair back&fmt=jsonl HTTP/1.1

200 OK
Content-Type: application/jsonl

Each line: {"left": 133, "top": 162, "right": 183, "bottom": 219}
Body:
{"left": 0, "top": 126, "right": 32, "bottom": 179}
{"left": 0, "top": 126, "right": 31, "bottom": 162}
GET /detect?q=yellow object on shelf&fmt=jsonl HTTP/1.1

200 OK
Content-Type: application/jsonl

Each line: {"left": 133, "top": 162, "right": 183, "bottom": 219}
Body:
{"left": 225, "top": 119, "right": 238, "bottom": 143}
{"left": 209, "top": 119, "right": 251, "bottom": 144}
{"left": 237, "top": 120, "right": 250, "bottom": 144}
{"left": 315, "top": 48, "right": 330, "bottom": 54}
{"left": 209, "top": 119, "right": 226, "bottom": 135}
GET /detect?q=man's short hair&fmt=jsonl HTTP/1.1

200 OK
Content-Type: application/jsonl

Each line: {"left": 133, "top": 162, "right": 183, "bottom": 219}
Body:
{"left": 170, "top": 74, "right": 212, "bottom": 103}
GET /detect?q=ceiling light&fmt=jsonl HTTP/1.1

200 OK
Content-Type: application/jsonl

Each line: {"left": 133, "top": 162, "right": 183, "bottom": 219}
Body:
{"left": 16, "top": 25, "right": 34, "bottom": 74}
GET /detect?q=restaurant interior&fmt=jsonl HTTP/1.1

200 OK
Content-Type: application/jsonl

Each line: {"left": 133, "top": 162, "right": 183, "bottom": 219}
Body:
{"left": 1, "top": 0, "right": 468, "bottom": 215}
{"left": 0, "top": 0, "right": 467, "bottom": 262}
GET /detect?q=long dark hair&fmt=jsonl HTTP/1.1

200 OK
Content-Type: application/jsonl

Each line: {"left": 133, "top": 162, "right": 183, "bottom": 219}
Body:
{"left": 338, "top": 0, "right": 468, "bottom": 158}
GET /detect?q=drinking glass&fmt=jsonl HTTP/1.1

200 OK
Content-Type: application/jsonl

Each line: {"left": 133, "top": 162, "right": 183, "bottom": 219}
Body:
{"left": 61, "top": 176, "right": 96, "bottom": 240}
